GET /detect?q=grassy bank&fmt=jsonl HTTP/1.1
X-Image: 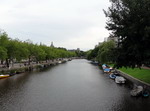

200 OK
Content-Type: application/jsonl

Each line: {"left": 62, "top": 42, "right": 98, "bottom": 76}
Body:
{"left": 119, "top": 67, "right": 150, "bottom": 84}
{"left": 109, "top": 64, "right": 150, "bottom": 84}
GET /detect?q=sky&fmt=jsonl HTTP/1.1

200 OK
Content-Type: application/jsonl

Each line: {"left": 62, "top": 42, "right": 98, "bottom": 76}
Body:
{"left": 0, "top": 0, "right": 111, "bottom": 51}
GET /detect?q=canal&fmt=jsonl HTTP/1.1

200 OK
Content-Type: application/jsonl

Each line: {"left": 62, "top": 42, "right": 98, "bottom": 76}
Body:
{"left": 0, "top": 59, "right": 149, "bottom": 111}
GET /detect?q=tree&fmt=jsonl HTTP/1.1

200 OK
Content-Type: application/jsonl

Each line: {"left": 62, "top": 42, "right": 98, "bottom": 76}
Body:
{"left": 104, "top": 0, "right": 150, "bottom": 68}
{"left": 0, "top": 47, "right": 7, "bottom": 63}
{"left": 0, "top": 33, "right": 9, "bottom": 64}
{"left": 97, "top": 41, "right": 115, "bottom": 64}
{"left": 0, "top": 32, "right": 9, "bottom": 47}
{"left": 88, "top": 46, "right": 100, "bottom": 60}
{"left": 31, "top": 45, "right": 46, "bottom": 63}
{"left": 0, "top": 31, "right": 77, "bottom": 66}
{"left": 0, "top": 33, "right": 10, "bottom": 67}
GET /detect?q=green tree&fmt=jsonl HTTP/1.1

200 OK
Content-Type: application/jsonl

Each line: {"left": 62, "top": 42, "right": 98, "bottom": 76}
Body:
{"left": 97, "top": 41, "right": 115, "bottom": 64}
{"left": 87, "top": 46, "right": 100, "bottom": 60}
{"left": 6, "top": 39, "right": 25, "bottom": 66}
{"left": 104, "top": 0, "right": 150, "bottom": 68}
{"left": 0, "top": 47, "right": 7, "bottom": 63}
{"left": 0, "top": 33, "right": 9, "bottom": 64}
{"left": 0, "top": 32, "right": 9, "bottom": 47}
{"left": 31, "top": 45, "right": 46, "bottom": 63}
{"left": 0, "top": 33, "right": 10, "bottom": 67}
{"left": 0, "top": 31, "right": 77, "bottom": 66}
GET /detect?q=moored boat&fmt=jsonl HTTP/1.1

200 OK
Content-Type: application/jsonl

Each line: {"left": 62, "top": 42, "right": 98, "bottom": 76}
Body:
{"left": 115, "top": 76, "right": 126, "bottom": 84}
{"left": 68, "top": 58, "right": 72, "bottom": 61}
{"left": 91, "top": 61, "right": 99, "bottom": 65}
{"left": 130, "top": 86, "right": 143, "bottom": 97}
{"left": 104, "top": 68, "right": 111, "bottom": 73}
{"left": 109, "top": 74, "right": 117, "bottom": 79}
{"left": 102, "top": 64, "right": 107, "bottom": 70}
{"left": 0, "top": 74, "right": 10, "bottom": 79}
{"left": 58, "top": 61, "right": 62, "bottom": 64}
{"left": 142, "top": 91, "right": 149, "bottom": 97}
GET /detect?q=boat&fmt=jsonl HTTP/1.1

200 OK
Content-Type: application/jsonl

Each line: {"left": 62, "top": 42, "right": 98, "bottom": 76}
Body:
{"left": 58, "top": 61, "right": 62, "bottom": 64}
{"left": 102, "top": 64, "right": 113, "bottom": 73}
{"left": 68, "top": 58, "right": 72, "bottom": 61}
{"left": 142, "top": 91, "right": 149, "bottom": 97}
{"left": 130, "top": 86, "right": 143, "bottom": 97}
{"left": 102, "top": 64, "right": 107, "bottom": 69}
{"left": 115, "top": 76, "right": 126, "bottom": 84}
{"left": 104, "top": 68, "right": 111, "bottom": 73}
{"left": 109, "top": 74, "right": 117, "bottom": 79}
{"left": 91, "top": 61, "right": 99, "bottom": 65}
{"left": 0, "top": 74, "right": 10, "bottom": 79}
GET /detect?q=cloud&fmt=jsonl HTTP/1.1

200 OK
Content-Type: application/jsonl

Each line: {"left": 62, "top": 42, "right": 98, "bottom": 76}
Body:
{"left": 0, "top": 0, "right": 110, "bottom": 50}
{"left": 55, "top": 27, "right": 109, "bottom": 51}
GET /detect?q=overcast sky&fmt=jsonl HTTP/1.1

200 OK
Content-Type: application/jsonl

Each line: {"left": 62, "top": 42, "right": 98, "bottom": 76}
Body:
{"left": 0, "top": 0, "right": 110, "bottom": 51}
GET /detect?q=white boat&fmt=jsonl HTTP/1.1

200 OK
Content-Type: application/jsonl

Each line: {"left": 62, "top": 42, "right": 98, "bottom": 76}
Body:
{"left": 115, "top": 76, "right": 126, "bottom": 84}
{"left": 102, "top": 64, "right": 107, "bottom": 69}
{"left": 0, "top": 74, "right": 10, "bottom": 79}
{"left": 130, "top": 86, "right": 143, "bottom": 97}
{"left": 58, "top": 61, "right": 62, "bottom": 64}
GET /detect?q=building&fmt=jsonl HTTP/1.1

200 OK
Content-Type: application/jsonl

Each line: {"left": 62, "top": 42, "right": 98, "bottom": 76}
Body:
{"left": 50, "top": 42, "right": 54, "bottom": 47}
{"left": 107, "top": 36, "right": 118, "bottom": 47}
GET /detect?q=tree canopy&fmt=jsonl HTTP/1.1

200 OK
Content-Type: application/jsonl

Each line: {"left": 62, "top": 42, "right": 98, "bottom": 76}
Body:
{"left": 0, "top": 32, "right": 76, "bottom": 67}
{"left": 86, "top": 41, "right": 115, "bottom": 64}
{"left": 104, "top": 0, "right": 150, "bottom": 68}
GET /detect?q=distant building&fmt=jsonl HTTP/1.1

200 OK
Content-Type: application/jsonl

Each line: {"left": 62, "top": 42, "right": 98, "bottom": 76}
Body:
{"left": 68, "top": 49, "right": 76, "bottom": 52}
{"left": 77, "top": 48, "right": 80, "bottom": 52}
{"left": 107, "top": 36, "right": 118, "bottom": 42}
{"left": 107, "top": 36, "right": 118, "bottom": 47}
{"left": 104, "top": 37, "right": 108, "bottom": 42}
{"left": 50, "top": 42, "right": 54, "bottom": 47}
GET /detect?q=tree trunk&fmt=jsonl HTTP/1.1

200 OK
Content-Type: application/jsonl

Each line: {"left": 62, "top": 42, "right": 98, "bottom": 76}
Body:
{"left": 28, "top": 56, "right": 31, "bottom": 65}
{"left": 1, "top": 60, "right": 3, "bottom": 65}
{"left": 11, "top": 59, "right": 14, "bottom": 67}
{"left": 6, "top": 58, "right": 9, "bottom": 68}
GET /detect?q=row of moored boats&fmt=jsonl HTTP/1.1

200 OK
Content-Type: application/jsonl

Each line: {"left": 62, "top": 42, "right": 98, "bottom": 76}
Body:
{"left": 102, "top": 64, "right": 126, "bottom": 84}
{"left": 101, "top": 64, "right": 149, "bottom": 97}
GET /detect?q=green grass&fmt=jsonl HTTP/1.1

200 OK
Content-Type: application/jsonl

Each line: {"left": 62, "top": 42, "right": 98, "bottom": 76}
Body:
{"left": 119, "top": 67, "right": 150, "bottom": 84}
{"left": 108, "top": 64, "right": 150, "bottom": 84}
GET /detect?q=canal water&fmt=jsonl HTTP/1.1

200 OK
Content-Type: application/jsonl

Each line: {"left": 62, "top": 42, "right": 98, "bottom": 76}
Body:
{"left": 0, "top": 59, "right": 149, "bottom": 111}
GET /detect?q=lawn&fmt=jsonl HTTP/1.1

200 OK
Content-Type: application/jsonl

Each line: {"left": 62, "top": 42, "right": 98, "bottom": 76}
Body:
{"left": 119, "top": 67, "right": 150, "bottom": 84}
{"left": 108, "top": 64, "right": 150, "bottom": 84}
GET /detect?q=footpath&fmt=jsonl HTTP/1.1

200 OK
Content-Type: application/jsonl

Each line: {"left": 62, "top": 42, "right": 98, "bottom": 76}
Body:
{"left": 0, "top": 59, "right": 67, "bottom": 74}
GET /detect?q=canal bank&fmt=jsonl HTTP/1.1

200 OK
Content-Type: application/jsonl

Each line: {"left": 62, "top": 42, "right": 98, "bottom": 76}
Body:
{"left": 117, "top": 70, "right": 150, "bottom": 90}
{"left": 0, "top": 59, "right": 69, "bottom": 76}
{"left": 105, "top": 64, "right": 150, "bottom": 90}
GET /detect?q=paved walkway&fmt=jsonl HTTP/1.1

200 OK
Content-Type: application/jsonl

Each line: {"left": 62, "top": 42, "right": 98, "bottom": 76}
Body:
{"left": 0, "top": 60, "right": 58, "bottom": 71}
{"left": 141, "top": 66, "right": 150, "bottom": 70}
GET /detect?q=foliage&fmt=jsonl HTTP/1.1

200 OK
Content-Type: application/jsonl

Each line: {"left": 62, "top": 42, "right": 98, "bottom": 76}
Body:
{"left": 75, "top": 49, "right": 86, "bottom": 57}
{"left": 86, "top": 50, "right": 92, "bottom": 60}
{"left": 0, "top": 46, "right": 7, "bottom": 60}
{"left": 87, "top": 47, "right": 99, "bottom": 60}
{"left": 0, "top": 32, "right": 76, "bottom": 67}
{"left": 104, "top": 0, "right": 150, "bottom": 68}
{"left": 86, "top": 41, "right": 115, "bottom": 64}
{"left": 97, "top": 41, "right": 115, "bottom": 64}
